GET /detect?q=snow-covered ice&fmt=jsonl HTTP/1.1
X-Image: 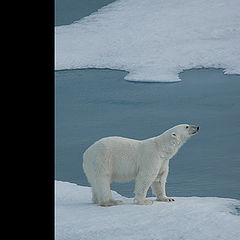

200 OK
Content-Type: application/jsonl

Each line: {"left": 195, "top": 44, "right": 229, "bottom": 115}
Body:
{"left": 55, "top": 181, "right": 240, "bottom": 240}
{"left": 55, "top": 0, "right": 240, "bottom": 82}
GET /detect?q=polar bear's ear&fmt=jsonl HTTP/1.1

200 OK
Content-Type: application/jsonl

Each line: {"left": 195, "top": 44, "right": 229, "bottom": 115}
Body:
{"left": 171, "top": 132, "right": 177, "bottom": 138}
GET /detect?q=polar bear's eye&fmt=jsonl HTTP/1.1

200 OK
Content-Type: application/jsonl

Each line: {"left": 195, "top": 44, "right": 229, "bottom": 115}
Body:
{"left": 186, "top": 126, "right": 189, "bottom": 129}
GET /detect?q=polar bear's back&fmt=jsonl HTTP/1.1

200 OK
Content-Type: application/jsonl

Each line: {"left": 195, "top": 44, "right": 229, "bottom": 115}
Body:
{"left": 83, "top": 136, "right": 141, "bottom": 182}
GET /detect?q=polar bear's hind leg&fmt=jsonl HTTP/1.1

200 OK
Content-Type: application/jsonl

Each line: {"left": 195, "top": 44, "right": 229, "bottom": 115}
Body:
{"left": 91, "top": 187, "right": 98, "bottom": 204}
{"left": 93, "top": 176, "right": 123, "bottom": 206}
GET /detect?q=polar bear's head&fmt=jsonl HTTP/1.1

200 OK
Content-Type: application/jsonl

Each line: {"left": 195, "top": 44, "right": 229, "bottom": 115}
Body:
{"left": 168, "top": 124, "right": 199, "bottom": 144}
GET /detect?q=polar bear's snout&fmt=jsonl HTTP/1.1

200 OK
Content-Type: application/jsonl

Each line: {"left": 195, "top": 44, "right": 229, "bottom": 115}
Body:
{"left": 189, "top": 125, "right": 199, "bottom": 135}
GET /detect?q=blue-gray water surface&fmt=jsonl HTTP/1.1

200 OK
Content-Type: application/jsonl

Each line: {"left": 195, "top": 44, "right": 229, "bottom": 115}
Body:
{"left": 55, "top": 68, "right": 240, "bottom": 199}
{"left": 55, "top": 0, "right": 116, "bottom": 26}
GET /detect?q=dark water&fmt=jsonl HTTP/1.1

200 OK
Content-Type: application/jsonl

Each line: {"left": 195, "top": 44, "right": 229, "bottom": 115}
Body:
{"left": 55, "top": 0, "right": 116, "bottom": 26}
{"left": 55, "top": 68, "right": 240, "bottom": 199}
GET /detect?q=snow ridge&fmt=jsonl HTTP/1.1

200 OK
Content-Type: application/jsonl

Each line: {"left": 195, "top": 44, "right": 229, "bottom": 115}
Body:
{"left": 55, "top": 181, "right": 240, "bottom": 240}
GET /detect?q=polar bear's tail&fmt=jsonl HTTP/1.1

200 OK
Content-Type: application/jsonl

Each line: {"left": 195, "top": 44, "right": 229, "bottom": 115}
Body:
{"left": 82, "top": 149, "right": 91, "bottom": 182}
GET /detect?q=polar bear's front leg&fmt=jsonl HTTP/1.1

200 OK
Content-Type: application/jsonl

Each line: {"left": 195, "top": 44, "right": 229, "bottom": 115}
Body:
{"left": 134, "top": 170, "right": 158, "bottom": 205}
{"left": 151, "top": 167, "right": 175, "bottom": 202}
{"left": 151, "top": 181, "right": 175, "bottom": 202}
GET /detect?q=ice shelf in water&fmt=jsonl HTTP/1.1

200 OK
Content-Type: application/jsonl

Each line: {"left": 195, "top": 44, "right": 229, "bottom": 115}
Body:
{"left": 55, "top": 0, "right": 240, "bottom": 82}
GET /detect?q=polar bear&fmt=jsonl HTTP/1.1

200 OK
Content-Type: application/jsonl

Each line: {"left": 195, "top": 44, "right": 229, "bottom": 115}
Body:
{"left": 83, "top": 124, "right": 199, "bottom": 206}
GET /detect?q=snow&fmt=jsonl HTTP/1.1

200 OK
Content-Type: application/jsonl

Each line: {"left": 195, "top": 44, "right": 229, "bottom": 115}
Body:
{"left": 55, "top": 181, "right": 240, "bottom": 240}
{"left": 55, "top": 0, "right": 240, "bottom": 82}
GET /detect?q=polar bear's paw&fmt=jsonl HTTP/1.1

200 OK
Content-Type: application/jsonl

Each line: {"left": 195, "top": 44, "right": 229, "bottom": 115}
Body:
{"left": 111, "top": 199, "right": 124, "bottom": 205}
{"left": 99, "top": 199, "right": 124, "bottom": 207}
{"left": 134, "top": 199, "right": 153, "bottom": 205}
{"left": 156, "top": 197, "right": 175, "bottom": 202}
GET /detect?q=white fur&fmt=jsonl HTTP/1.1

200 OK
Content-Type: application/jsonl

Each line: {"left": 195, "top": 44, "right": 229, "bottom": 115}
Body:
{"left": 83, "top": 124, "right": 199, "bottom": 206}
